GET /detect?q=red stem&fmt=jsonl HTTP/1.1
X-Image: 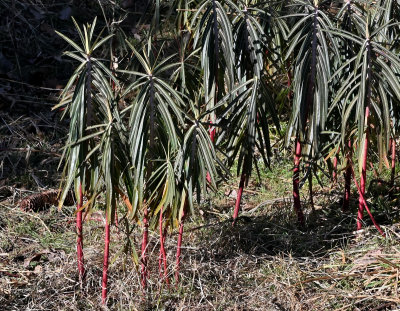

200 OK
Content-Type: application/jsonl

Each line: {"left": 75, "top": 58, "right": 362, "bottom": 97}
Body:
{"left": 288, "top": 62, "right": 304, "bottom": 224}
{"left": 175, "top": 206, "right": 186, "bottom": 284}
{"left": 76, "top": 184, "right": 84, "bottom": 284}
{"left": 293, "top": 139, "right": 305, "bottom": 225}
{"left": 209, "top": 127, "right": 215, "bottom": 144}
{"left": 391, "top": 138, "right": 396, "bottom": 186}
{"left": 101, "top": 215, "right": 111, "bottom": 304}
{"left": 141, "top": 207, "right": 149, "bottom": 289}
{"left": 351, "top": 166, "right": 385, "bottom": 236}
{"left": 358, "top": 37, "right": 372, "bottom": 229}
{"left": 232, "top": 170, "right": 246, "bottom": 225}
{"left": 357, "top": 106, "right": 369, "bottom": 230}
{"left": 343, "top": 140, "right": 352, "bottom": 211}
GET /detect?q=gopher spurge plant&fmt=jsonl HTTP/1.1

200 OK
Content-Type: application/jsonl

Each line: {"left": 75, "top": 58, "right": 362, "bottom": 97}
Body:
{"left": 54, "top": 0, "right": 400, "bottom": 306}
{"left": 55, "top": 18, "right": 133, "bottom": 303}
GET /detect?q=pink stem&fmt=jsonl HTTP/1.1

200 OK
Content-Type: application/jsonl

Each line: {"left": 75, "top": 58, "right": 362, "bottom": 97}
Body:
{"left": 101, "top": 215, "right": 111, "bottom": 304}
{"left": 357, "top": 106, "right": 369, "bottom": 230}
{"left": 232, "top": 171, "right": 246, "bottom": 225}
{"left": 288, "top": 66, "right": 304, "bottom": 224}
{"left": 351, "top": 166, "right": 385, "bottom": 236}
{"left": 76, "top": 184, "right": 84, "bottom": 284}
{"left": 141, "top": 208, "right": 149, "bottom": 289}
{"left": 206, "top": 172, "right": 211, "bottom": 183}
{"left": 293, "top": 139, "right": 305, "bottom": 225}
{"left": 209, "top": 127, "right": 215, "bottom": 144}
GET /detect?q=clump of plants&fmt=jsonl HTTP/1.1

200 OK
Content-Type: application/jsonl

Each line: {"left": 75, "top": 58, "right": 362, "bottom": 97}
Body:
{"left": 55, "top": 0, "right": 400, "bottom": 305}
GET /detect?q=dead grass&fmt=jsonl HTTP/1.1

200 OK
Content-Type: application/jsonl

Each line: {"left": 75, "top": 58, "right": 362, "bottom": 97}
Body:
{"left": 1, "top": 185, "right": 400, "bottom": 311}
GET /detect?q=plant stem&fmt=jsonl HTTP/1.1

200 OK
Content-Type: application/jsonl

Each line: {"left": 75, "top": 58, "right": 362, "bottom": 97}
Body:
{"left": 293, "top": 138, "right": 305, "bottom": 225}
{"left": 232, "top": 166, "right": 246, "bottom": 225}
{"left": 76, "top": 183, "right": 84, "bottom": 286}
{"left": 305, "top": 6, "right": 318, "bottom": 213}
{"left": 358, "top": 36, "right": 372, "bottom": 230}
{"left": 351, "top": 166, "right": 385, "bottom": 236}
{"left": 101, "top": 215, "right": 110, "bottom": 304}
{"left": 357, "top": 107, "right": 370, "bottom": 230}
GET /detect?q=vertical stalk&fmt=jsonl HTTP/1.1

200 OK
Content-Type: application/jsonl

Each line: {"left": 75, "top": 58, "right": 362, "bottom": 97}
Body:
{"left": 76, "top": 183, "right": 84, "bottom": 285}
{"left": 141, "top": 207, "right": 149, "bottom": 289}
{"left": 209, "top": 126, "right": 216, "bottom": 143}
{"left": 342, "top": 1, "right": 354, "bottom": 212}
{"left": 357, "top": 37, "right": 372, "bottom": 230}
{"left": 357, "top": 107, "right": 370, "bottom": 230}
{"left": 232, "top": 168, "right": 246, "bottom": 225}
{"left": 101, "top": 215, "right": 111, "bottom": 304}
{"left": 100, "top": 21, "right": 114, "bottom": 305}
{"left": 304, "top": 6, "right": 318, "bottom": 215}
{"left": 343, "top": 139, "right": 352, "bottom": 210}
{"left": 291, "top": 5, "right": 318, "bottom": 225}
{"left": 288, "top": 59, "right": 306, "bottom": 223}
{"left": 293, "top": 138, "right": 305, "bottom": 225}
{"left": 391, "top": 138, "right": 396, "bottom": 187}
{"left": 206, "top": 0, "right": 218, "bottom": 184}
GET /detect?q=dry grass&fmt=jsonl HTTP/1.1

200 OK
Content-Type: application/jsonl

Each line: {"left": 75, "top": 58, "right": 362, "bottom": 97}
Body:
{"left": 1, "top": 188, "right": 400, "bottom": 311}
